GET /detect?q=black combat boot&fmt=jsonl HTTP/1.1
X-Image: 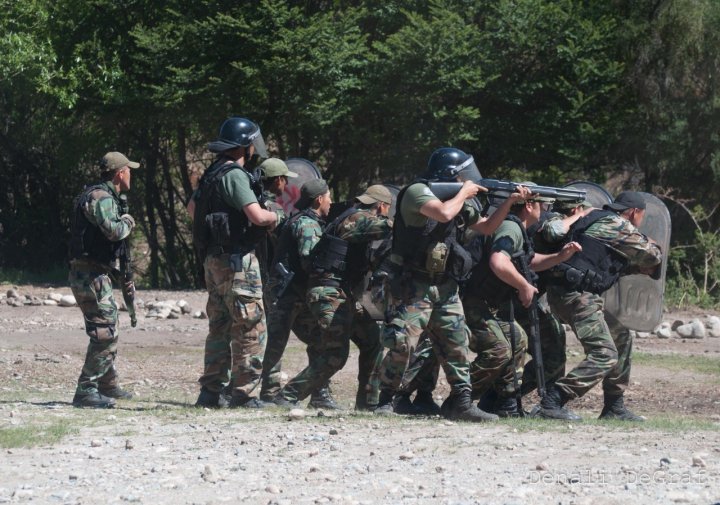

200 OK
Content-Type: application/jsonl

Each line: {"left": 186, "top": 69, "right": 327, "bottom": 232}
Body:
{"left": 599, "top": 394, "right": 644, "bottom": 422}
{"left": 229, "top": 395, "right": 271, "bottom": 408}
{"left": 72, "top": 391, "right": 116, "bottom": 409}
{"left": 308, "top": 387, "right": 340, "bottom": 410}
{"left": 535, "top": 385, "right": 581, "bottom": 421}
{"left": 494, "top": 395, "right": 521, "bottom": 418}
{"left": 477, "top": 389, "right": 498, "bottom": 413}
{"left": 195, "top": 387, "right": 228, "bottom": 408}
{"left": 99, "top": 386, "right": 134, "bottom": 400}
{"left": 412, "top": 391, "right": 441, "bottom": 416}
{"left": 373, "top": 389, "right": 396, "bottom": 416}
{"left": 444, "top": 389, "right": 499, "bottom": 423}
{"left": 393, "top": 394, "right": 421, "bottom": 415}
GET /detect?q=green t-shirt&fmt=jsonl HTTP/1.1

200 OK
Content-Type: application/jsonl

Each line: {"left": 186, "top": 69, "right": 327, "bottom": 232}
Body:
{"left": 489, "top": 219, "right": 524, "bottom": 258}
{"left": 400, "top": 182, "right": 480, "bottom": 227}
{"left": 219, "top": 168, "right": 258, "bottom": 211}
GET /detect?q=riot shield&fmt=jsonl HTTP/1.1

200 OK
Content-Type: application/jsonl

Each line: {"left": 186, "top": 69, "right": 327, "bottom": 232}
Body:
{"left": 603, "top": 193, "right": 671, "bottom": 331}
{"left": 277, "top": 157, "right": 322, "bottom": 213}
{"left": 356, "top": 183, "right": 401, "bottom": 320}
{"left": 564, "top": 180, "right": 613, "bottom": 208}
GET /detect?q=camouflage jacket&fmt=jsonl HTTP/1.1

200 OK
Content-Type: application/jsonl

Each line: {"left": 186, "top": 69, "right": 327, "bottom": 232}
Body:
{"left": 290, "top": 211, "right": 325, "bottom": 274}
{"left": 80, "top": 182, "right": 132, "bottom": 243}
{"left": 542, "top": 211, "right": 662, "bottom": 270}
{"left": 311, "top": 208, "right": 392, "bottom": 286}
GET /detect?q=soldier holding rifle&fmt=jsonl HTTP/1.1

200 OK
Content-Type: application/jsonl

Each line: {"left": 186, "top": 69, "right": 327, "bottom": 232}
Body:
{"left": 68, "top": 151, "right": 139, "bottom": 408}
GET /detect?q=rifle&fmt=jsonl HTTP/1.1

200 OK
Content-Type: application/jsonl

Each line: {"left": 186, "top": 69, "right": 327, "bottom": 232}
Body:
{"left": 427, "top": 179, "right": 586, "bottom": 203}
{"left": 513, "top": 252, "right": 546, "bottom": 400}
{"left": 270, "top": 262, "right": 295, "bottom": 306}
{"left": 118, "top": 195, "right": 137, "bottom": 327}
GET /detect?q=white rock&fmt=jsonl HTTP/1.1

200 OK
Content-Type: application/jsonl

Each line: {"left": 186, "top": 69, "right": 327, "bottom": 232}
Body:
{"left": 193, "top": 311, "right": 207, "bottom": 319}
{"left": 177, "top": 299, "right": 188, "bottom": 308}
{"left": 90, "top": 439, "right": 102, "bottom": 447}
{"left": 399, "top": 451, "right": 415, "bottom": 460}
{"left": 656, "top": 327, "right": 673, "bottom": 339}
{"left": 46, "top": 292, "right": 63, "bottom": 302}
{"left": 201, "top": 465, "right": 216, "bottom": 483}
{"left": 536, "top": 461, "right": 550, "bottom": 471}
{"left": 42, "top": 300, "right": 58, "bottom": 306}
{"left": 265, "top": 485, "right": 280, "bottom": 494}
{"left": 636, "top": 331, "right": 651, "bottom": 339}
{"left": 288, "top": 408, "right": 306, "bottom": 420}
{"left": 691, "top": 454, "right": 707, "bottom": 467}
{"left": 59, "top": 295, "right": 77, "bottom": 307}
{"left": 677, "top": 319, "right": 705, "bottom": 339}
{"left": 6, "top": 288, "right": 19, "bottom": 299}
{"left": 706, "top": 315, "right": 720, "bottom": 337}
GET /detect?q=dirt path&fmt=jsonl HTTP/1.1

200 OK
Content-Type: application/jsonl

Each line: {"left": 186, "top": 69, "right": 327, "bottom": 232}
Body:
{"left": 1, "top": 285, "right": 718, "bottom": 504}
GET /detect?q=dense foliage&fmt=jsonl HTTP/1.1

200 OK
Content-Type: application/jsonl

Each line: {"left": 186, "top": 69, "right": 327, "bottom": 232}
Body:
{"left": 1, "top": 0, "right": 718, "bottom": 304}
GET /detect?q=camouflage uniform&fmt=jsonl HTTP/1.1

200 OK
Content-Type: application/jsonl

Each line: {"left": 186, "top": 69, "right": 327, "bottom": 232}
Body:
{"left": 69, "top": 181, "right": 133, "bottom": 397}
{"left": 196, "top": 164, "right": 271, "bottom": 404}
{"left": 543, "top": 211, "right": 662, "bottom": 401}
{"left": 280, "top": 208, "right": 391, "bottom": 405}
{"left": 377, "top": 182, "right": 481, "bottom": 401}
{"left": 263, "top": 211, "right": 324, "bottom": 399}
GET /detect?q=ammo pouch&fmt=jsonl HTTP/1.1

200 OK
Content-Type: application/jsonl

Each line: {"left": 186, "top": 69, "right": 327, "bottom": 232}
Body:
{"left": 206, "top": 212, "right": 231, "bottom": 247}
{"left": 447, "top": 236, "right": 474, "bottom": 283}
{"left": 424, "top": 242, "right": 449, "bottom": 273}
{"left": 312, "top": 233, "right": 349, "bottom": 274}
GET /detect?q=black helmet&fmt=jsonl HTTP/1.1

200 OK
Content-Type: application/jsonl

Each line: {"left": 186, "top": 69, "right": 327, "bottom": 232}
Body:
{"left": 208, "top": 117, "right": 268, "bottom": 157}
{"left": 426, "top": 147, "right": 481, "bottom": 182}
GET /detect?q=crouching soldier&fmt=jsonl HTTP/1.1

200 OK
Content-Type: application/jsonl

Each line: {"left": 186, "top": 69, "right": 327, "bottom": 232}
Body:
{"left": 274, "top": 185, "right": 393, "bottom": 408}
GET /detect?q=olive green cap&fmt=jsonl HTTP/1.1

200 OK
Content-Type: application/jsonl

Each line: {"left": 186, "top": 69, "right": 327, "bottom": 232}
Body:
{"left": 101, "top": 151, "right": 140, "bottom": 171}
{"left": 259, "top": 158, "right": 298, "bottom": 178}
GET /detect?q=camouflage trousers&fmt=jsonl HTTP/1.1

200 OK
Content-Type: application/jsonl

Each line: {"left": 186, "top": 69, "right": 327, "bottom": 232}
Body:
{"left": 350, "top": 302, "right": 383, "bottom": 409}
{"left": 377, "top": 275, "right": 472, "bottom": 396}
{"left": 396, "top": 333, "right": 439, "bottom": 396}
{"left": 547, "top": 287, "right": 631, "bottom": 400}
{"left": 199, "top": 252, "right": 267, "bottom": 401}
{"left": 69, "top": 266, "right": 120, "bottom": 395}
{"left": 465, "top": 297, "right": 527, "bottom": 399}
{"left": 281, "top": 287, "right": 383, "bottom": 406}
{"left": 519, "top": 296, "right": 567, "bottom": 396}
{"left": 260, "top": 283, "right": 321, "bottom": 400}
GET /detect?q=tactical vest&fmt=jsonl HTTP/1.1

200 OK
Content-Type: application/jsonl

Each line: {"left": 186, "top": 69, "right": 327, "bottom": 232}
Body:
{"left": 548, "top": 209, "right": 628, "bottom": 294}
{"left": 312, "top": 206, "right": 375, "bottom": 289}
{"left": 69, "top": 183, "right": 123, "bottom": 265}
{"left": 464, "top": 214, "right": 536, "bottom": 305}
{"left": 192, "top": 158, "right": 265, "bottom": 259}
{"left": 392, "top": 180, "right": 473, "bottom": 282}
{"left": 273, "top": 208, "right": 323, "bottom": 288}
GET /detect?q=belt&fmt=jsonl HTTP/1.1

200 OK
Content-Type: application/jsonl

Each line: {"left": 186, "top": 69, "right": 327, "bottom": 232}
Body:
{"left": 206, "top": 245, "right": 254, "bottom": 257}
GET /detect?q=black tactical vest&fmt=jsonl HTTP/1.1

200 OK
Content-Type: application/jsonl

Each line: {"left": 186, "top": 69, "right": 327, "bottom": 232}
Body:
{"left": 548, "top": 209, "right": 628, "bottom": 294}
{"left": 69, "top": 183, "right": 124, "bottom": 265}
{"left": 273, "top": 208, "right": 324, "bottom": 288}
{"left": 392, "top": 180, "right": 474, "bottom": 282}
{"left": 464, "top": 214, "right": 535, "bottom": 305}
{"left": 312, "top": 206, "right": 376, "bottom": 289}
{"left": 192, "top": 158, "right": 264, "bottom": 259}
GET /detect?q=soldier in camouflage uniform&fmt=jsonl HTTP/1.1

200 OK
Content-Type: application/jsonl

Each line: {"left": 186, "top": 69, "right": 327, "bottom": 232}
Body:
{"left": 192, "top": 117, "right": 280, "bottom": 409}
{"left": 275, "top": 185, "right": 392, "bottom": 408}
{"left": 374, "top": 147, "right": 532, "bottom": 422}
{"left": 462, "top": 191, "right": 581, "bottom": 417}
{"left": 537, "top": 191, "right": 663, "bottom": 421}
{"left": 68, "top": 151, "right": 140, "bottom": 408}
{"left": 261, "top": 179, "right": 338, "bottom": 408}
{"left": 520, "top": 199, "right": 594, "bottom": 398}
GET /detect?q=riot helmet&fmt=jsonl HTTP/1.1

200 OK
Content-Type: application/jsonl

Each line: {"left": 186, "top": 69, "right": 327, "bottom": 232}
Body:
{"left": 208, "top": 117, "right": 269, "bottom": 158}
{"left": 426, "top": 147, "right": 481, "bottom": 182}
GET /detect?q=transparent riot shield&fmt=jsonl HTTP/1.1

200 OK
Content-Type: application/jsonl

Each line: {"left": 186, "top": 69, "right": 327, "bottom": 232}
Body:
{"left": 603, "top": 193, "right": 671, "bottom": 331}
{"left": 277, "top": 157, "right": 322, "bottom": 213}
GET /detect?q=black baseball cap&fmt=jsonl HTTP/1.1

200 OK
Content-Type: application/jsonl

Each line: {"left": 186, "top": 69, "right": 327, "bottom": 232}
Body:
{"left": 604, "top": 191, "right": 646, "bottom": 211}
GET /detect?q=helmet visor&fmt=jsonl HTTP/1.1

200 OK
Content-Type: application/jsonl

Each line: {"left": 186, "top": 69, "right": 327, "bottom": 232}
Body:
{"left": 449, "top": 155, "right": 482, "bottom": 183}
{"left": 248, "top": 129, "right": 268, "bottom": 158}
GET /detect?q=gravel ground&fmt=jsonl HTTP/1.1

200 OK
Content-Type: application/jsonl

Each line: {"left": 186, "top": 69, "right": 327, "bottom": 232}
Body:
{"left": 1, "top": 285, "right": 719, "bottom": 505}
